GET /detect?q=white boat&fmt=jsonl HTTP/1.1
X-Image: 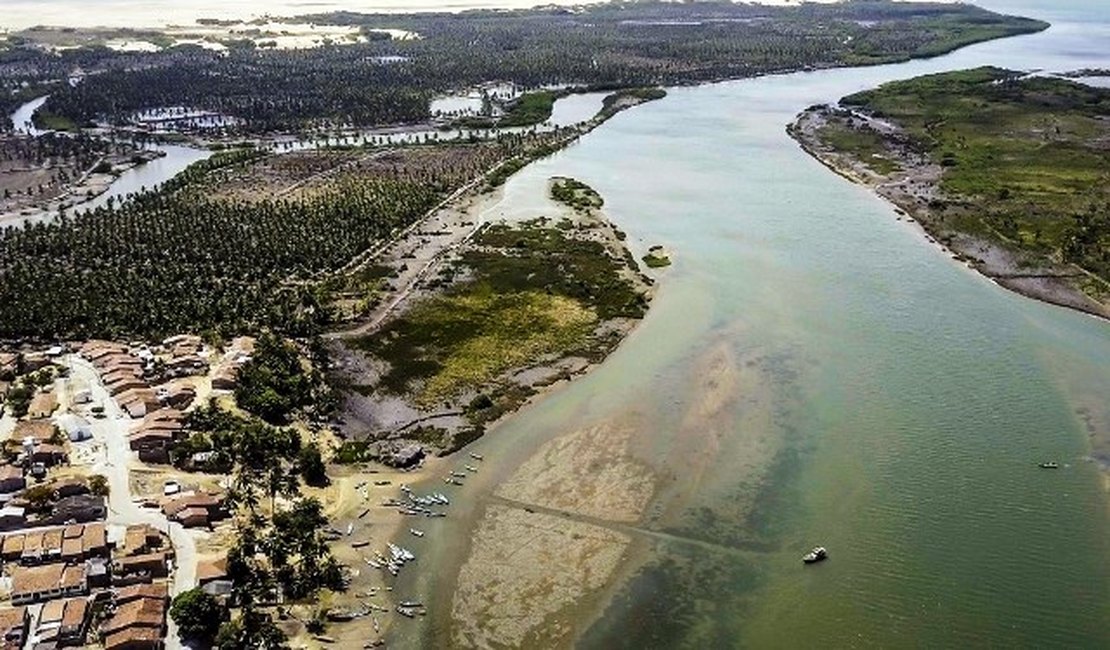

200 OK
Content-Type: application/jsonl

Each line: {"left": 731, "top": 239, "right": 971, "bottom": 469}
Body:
{"left": 469, "top": 452, "right": 483, "bottom": 460}
{"left": 465, "top": 465, "right": 478, "bottom": 472}
{"left": 410, "top": 528, "right": 425, "bottom": 537}
{"left": 802, "top": 546, "right": 828, "bottom": 564}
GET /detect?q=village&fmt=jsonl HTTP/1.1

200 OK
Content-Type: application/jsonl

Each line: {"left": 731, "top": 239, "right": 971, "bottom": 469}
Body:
{"left": 0, "top": 333, "right": 451, "bottom": 649}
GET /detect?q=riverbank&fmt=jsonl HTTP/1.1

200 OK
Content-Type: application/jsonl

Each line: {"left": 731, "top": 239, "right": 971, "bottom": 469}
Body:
{"left": 788, "top": 94, "right": 1110, "bottom": 322}
{"left": 0, "top": 145, "right": 164, "bottom": 228}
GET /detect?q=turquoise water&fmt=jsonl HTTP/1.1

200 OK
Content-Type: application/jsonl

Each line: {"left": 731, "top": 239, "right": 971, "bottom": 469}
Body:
{"left": 389, "top": 2, "right": 1110, "bottom": 647}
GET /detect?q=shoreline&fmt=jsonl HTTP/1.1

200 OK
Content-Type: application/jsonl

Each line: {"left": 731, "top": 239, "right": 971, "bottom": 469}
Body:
{"left": 787, "top": 106, "right": 1110, "bottom": 323}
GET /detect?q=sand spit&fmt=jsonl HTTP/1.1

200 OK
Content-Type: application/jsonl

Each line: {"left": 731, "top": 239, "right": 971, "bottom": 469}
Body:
{"left": 450, "top": 504, "right": 630, "bottom": 649}
{"left": 496, "top": 422, "right": 655, "bottom": 523}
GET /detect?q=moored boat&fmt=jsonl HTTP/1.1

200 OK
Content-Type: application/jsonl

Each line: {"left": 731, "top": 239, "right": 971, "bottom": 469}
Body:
{"left": 803, "top": 546, "right": 828, "bottom": 564}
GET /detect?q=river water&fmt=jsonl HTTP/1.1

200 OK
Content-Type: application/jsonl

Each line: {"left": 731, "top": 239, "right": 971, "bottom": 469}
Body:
{"left": 390, "top": 1, "right": 1110, "bottom": 648}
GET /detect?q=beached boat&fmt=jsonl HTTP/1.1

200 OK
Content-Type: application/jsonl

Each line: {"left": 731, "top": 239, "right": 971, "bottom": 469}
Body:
{"left": 803, "top": 546, "right": 828, "bottom": 564}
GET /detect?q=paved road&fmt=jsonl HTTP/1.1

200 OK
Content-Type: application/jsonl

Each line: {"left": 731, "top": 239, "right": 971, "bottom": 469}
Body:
{"left": 67, "top": 356, "right": 195, "bottom": 650}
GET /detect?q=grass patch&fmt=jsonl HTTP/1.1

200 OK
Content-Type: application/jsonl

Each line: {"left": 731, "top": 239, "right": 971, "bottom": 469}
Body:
{"left": 642, "top": 246, "right": 672, "bottom": 268}
{"left": 351, "top": 219, "right": 647, "bottom": 405}
{"left": 551, "top": 176, "right": 603, "bottom": 211}
{"left": 816, "top": 121, "right": 902, "bottom": 175}
{"left": 838, "top": 67, "right": 1110, "bottom": 280}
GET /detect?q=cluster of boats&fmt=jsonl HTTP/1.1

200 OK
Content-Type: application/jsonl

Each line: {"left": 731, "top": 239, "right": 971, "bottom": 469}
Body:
{"left": 383, "top": 484, "right": 451, "bottom": 517}
{"left": 364, "top": 542, "right": 418, "bottom": 577}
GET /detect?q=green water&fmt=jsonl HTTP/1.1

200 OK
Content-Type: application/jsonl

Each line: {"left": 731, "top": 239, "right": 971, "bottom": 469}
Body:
{"left": 395, "top": 2, "right": 1110, "bottom": 647}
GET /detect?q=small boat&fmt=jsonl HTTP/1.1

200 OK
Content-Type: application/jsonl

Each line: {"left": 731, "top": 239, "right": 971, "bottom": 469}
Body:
{"left": 1039, "top": 461, "right": 1060, "bottom": 469}
{"left": 352, "top": 540, "right": 370, "bottom": 548}
{"left": 469, "top": 452, "right": 484, "bottom": 461}
{"left": 410, "top": 528, "right": 425, "bottom": 537}
{"left": 465, "top": 465, "right": 478, "bottom": 473}
{"left": 400, "top": 600, "right": 423, "bottom": 608}
{"left": 802, "top": 546, "right": 828, "bottom": 564}
{"left": 346, "top": 523, "right": 354, "bottom": 536}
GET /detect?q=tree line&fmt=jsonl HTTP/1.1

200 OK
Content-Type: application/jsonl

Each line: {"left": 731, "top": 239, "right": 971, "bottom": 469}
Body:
{"left": 24, "top": 1, "right": 1046, "bottom": 134}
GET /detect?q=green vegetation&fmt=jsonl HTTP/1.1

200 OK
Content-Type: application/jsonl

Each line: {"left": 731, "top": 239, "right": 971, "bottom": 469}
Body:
{"left": 814, "top": 121, "right": 902, "bottom": 175}
{"left": 352, "top": 219, "right": 648, "bottom": 405}
{"left": 2, "top": 384, "right": 32, "bottom": 418}
{"left": 19, "top": 2, "right": 1043, "bottom": 134}
{"left": 642, "top": 246, "right": 672, "bottom": 269}
{"left": 235, "top": 333, "right": 336, "bottom": 425}
{"left": 170, "top": 588, "right": 226, "bottom": 644}
{"left": 0, "top": 141, "right": 554, "bottom": 341}
{"left": 88, "top": 474, "right": 109, "bottom": 496}
{"left": 182, "top": 398, "right": 343, "bottom": 648}
{"left": 550, "top": 177, "right": 603, "bottom": 212}
{"left": 500, "top": 90, "right": 558, "bottom": 127}
{"left": 839, "top": 67, "right": 1110, "bottom": 285}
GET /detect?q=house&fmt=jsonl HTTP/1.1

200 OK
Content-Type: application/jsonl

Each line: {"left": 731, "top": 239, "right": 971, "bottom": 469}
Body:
{"left": 47, "top": 495, "right": 106, "bottom": 525}
{"left": 0, "top": 606, "right": 28, "bottom": 650}
{"left": 27, "top": 390, "right": 58, "bottom": 419}
{"left": 9, "top": 563, "right": 87, "bottom": 605}
{"left": 13, "top": 419, "right": 56, "bottom": 443}
{"left": 161, "top": 491, "right": 226, "bottom": 528}
{"left": 117, "top": 389, "right": 161, "bottom": 419}
{"left": 103, "top": 626, "right": 163, "bottom": 650}
{"left": 29, "top": 442, "right": 67, "bottom": 467}
{"left": 37, "top": 596, "right": 90, "bottom": 647}
{"left": 101, "top": 590, "right": 166, "bottom": 650}
{"left": 1, "top": 522, "right": 108, "bottom": 565}
{"left": 0, "top": 506, "right": 25, "bottom": 531}
{"left": 0, "top": 466, "right": 25, "bottom": 495}
{"left": 57, "top": 414, "right": 92, "bottom": 442}
{"left": 120, "top": 525, "right": 164, "bottom": 558}
{"left": 112, "top": 551, "right": 169, "bottom": 584}
{"left": 156, "top": 382, "right": 196, "bottom": 408}
{"left": 105, "top": 373, "right": 147, "bottom": 396}
{"left": 196, "top": 557, "right": 228, "bottom": 586}
{"left": 52, "top": 477, "right": 90, "bottom": 499}
{"left": 210, "top": 364, "right": 239, "bottom": 391}
{"left": 115, "top": 582, "right": 168, "bottom": 606}
{"left": 389, "top": 443, "right": 425, "bottom": 468}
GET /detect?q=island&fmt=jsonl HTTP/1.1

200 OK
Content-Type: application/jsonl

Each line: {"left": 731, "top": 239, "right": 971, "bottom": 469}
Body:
{"left": 790, "top": 67, "right": 1110, "bottom": 319}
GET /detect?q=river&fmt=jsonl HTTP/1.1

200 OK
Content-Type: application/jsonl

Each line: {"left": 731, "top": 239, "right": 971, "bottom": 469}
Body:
{"left": 388, "top": 1, "right": 1110, "bottom": 648}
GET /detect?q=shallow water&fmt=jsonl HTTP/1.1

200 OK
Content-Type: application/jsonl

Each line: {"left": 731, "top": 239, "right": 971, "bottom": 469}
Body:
{"left": 390, "top": 1, "right": 1110, "bottom": 647}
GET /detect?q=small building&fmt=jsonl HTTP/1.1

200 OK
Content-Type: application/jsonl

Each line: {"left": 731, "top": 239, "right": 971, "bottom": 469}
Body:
{"left": 13, "top": 420, "right": 56, "bottom": 443}
{"left": 0, "top": 606, "right": 28, "bottom": 650}
{"left": 27, "top": 390, "right": 58, "bottom": 419}
{"left": 0, "top": 506, "right": 26, "bottom": 532}
{"left": 120, "top": 525, "right": 164, "bottom": 558}
{"left": 29, "top": 443, "right": 68, "bottom": 467}
{"left": 162, "top": 491, "right": 226, "bottom": 528}
{"left": 117, "top": 389, "right": 161, "bottom": 419}
{"left": 48, "top": 495, "right": 107, "bottom": 525}
{"left": 0, "top": 466, "right": 25, "bottom": 495}
{"left": 112, "top": 551, "right": 169, "bottom": 584}
{"left": 37, "top": 596, "right": 90, "bottom": 647}
{"left": 57, "top": 414, "right": 93, "bottom": 442}
{"left": 196, "top": 557, "right": 228, "bottom": 586}
{"left": 101, "top": 592, "right": 166, "bottom": 650}
{"left": 9, "top": 563, "right": 87, "bottom": 605}
{"left": 389, "top": 444, "right": 425, "bottom": 469}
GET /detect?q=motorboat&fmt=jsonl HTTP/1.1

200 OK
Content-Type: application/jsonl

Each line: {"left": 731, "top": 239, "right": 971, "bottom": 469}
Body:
{"left": 802, "top": 546, "right": 828, "bottom": 564}
{"left": 1039, "top": 461, "right": 1059, "bottom": 469}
